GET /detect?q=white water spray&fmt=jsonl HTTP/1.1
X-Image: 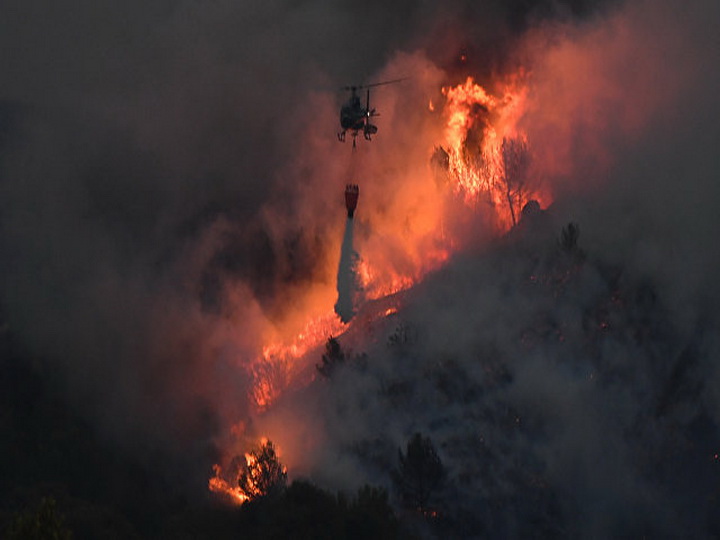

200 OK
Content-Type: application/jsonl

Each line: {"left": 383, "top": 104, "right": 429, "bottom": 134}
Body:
{"left": 334, "top": 217, "right": 362, "bottom": 322}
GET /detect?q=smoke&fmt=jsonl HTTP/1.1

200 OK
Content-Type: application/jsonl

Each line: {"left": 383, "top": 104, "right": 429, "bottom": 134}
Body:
{"left": 521, "top": 0, "right": 720, "bottom": 325}
{"left": 251, "top": 0, "right": 720, "bottom": 536}
{"left": 2, "top": 0, "right": 719, "bottom": 535}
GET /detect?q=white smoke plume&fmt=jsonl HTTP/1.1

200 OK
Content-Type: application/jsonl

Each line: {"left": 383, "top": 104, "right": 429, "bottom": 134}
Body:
{"left": 334, "top": 217, "right": 363, "bottom": 323}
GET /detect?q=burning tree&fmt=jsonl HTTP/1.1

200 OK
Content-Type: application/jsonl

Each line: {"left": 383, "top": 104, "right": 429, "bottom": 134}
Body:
{"left": 438, "top": 77, "right": 544, "bottom": 230}
{"left": 237, "top": 440, "right": 287, "bottom": 500}
{"left": 392, "top": 433, "right": 446, "bottom": 514}
{"left": 500, "top": 137, "right": 530, "bottom": 227}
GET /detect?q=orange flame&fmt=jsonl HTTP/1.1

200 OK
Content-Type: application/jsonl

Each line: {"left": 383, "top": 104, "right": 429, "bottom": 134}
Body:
{"left": 211, "top": 69, "right": 555, "bottom": 502}
{"left": 208, "top": 463, "right": 249, "bottom": 505}
{"left": 209, "top": 437, "right": 286, "bottom": 505}
{"left": 245, "top": 73, "right": 544, "bottom": 421}
{"left": 357, "top": 259, "right": 416, "bottom": 300}
{"left": 250, "top": 312, "right": 347, "bottom": 411}
{"left": 439, "top": 75, "right": 549, "bottom": 229}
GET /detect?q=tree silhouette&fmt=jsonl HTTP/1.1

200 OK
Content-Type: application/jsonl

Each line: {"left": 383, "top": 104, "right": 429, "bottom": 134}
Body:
{"left": 237, "top": 481, "right": 399, "bottom": 538}
{"left": 344, "top": 485, "right": 399, "bottom": 539}
{"left": 500, "top": 137, "right": 530, "bottom": 227}
{"left": 6, "top": 497, "right": 73, "bottom": 540}
{"left": 392, "top": 433, "right": 446, "bottom": 514}
{"left": 238, "top": 440, "right": 287, "bottom": 500}
{"left": 558, "top": 222, "right": 582, "bottom": 255}
{"left": 317, "top": 337, "right": 346, "bottom": 378}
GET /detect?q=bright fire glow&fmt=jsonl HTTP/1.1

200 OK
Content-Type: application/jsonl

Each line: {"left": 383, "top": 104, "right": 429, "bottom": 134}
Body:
{"left": 209, "top": 437, "right": 287, "bottom": 505}
{"left": 211, "top": 69, "right": 554, "bottom": 503}
{"left": 208, "top": 463, "right": 249, "bottom": 505}
{"left": 440, "top": 75, "right": 549, "bottom": 229}
{"left": 251, "top": 312, "right": 347, "bottom": 411}
{"left": 242, "top": 72, "right": 542, "bottom": 418}
{"left": 357, "top": 259, "right": 418, "bottom": 300}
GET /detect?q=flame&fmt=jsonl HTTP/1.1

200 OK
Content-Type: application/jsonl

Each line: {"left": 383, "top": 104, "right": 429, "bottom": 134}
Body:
{"left": 209, "top": 463, "right": 249, "bottom": 505}
{"left": 209, "top": 437, "right": 287, "bottom": 505}
{"left": 251, "top": 311, "right": 347, "bottom": 411}
{"left": 243, "top": 72, "right": 538, "bottom": 418}
{"left": 356, "top": 259, "right": 414, "bottom": 299}
{"left": 439, "top": 75, "right": 550, "bottom": 229}
{"left": 211, "top": 68, "right": 557, "bottom": 501}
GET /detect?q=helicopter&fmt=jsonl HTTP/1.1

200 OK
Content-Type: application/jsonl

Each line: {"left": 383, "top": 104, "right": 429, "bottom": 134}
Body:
{"left": 337, "top": 78, "right": 406, "bottom": 147}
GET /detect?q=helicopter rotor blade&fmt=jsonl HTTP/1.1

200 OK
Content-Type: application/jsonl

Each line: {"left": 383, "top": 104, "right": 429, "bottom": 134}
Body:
{"left": 340, "top": 77, "right": 408, "bottom": 92}
{"left": 359, "top": 77, "right": 408, "bottom": 89}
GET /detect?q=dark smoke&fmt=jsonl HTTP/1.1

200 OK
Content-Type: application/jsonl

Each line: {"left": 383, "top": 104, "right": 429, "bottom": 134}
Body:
{"left": 260, "top": 0, "right": 720, "bottom": 537}
{"left": 2, "top": 0, "right": 718, "bottom": 536}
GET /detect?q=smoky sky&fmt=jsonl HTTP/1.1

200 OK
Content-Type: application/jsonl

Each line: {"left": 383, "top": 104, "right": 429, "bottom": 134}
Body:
{"left": 2, "top": 0, "right": 720, "bottom": 535}
{"left": 0, "top": 0, "right": 617, "bottom": 415}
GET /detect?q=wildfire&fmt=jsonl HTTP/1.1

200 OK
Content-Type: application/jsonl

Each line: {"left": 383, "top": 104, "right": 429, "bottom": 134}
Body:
{"left": 208, "top": 464, "right": 249, "bottom": 505}
{"left": 242, "top": 73, "right": 543, "bottom": 420}
{"left": 438, "top": 75, "right": 548, "bottom": 229}
{"left": 211, "top": 68, "right": 554, "bottom": 503}
{"left": 209, "top": 438, "right": 287, "bottom": 505}
{"left": 356, "top": 259, "right": 414, "bottom": 300}
{"left": 251, "top": 311, "right": 347, "bottom": 411}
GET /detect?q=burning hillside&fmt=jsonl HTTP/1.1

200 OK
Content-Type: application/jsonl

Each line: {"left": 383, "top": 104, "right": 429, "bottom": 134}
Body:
{"left": 206, "top": 2, "right": 720, "bottom": 534}
{"left": 209, "top": 70, "right": 550, "bottom": 496}
{"left": 1, "top": 0, "right": 719, "bottom": 537}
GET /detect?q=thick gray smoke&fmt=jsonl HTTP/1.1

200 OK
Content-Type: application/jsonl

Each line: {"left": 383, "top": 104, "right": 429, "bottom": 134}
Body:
{"left": 2, "top": 0, "right": 718, "bottom": 536}
{"left": 256, "top": 0, "right": 720, "bottom": 537}
{"left": 0, "top": 0, "right": 602, "bottom": 452}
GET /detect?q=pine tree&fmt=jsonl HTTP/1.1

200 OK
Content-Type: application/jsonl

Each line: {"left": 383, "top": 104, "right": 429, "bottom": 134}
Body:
{"left": 317, "top": 337, "right": 346, "bottom": 378}
{"left": 239, "top": 440, "right": 287, "bottom": 500}
{"left": 392, "top": 433, "right": 446, "bottom": 514}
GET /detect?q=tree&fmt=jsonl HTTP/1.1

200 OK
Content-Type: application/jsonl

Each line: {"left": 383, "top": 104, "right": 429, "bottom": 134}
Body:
{"left": 6, "top": 497, "right": 73, "bottom": 540}
{"left": 238, "top": 440, "right": 287, "bottom": 500}
{"left": 237, "top": 481, "right": 399, "bottom": 539}
{"left": 500, "top": 137, "right": 530, "bottom": 227}
{"left": 392, "top": 433, "right": 446, "bottom": 514}
{"left": 387, "top": 322, "right": 417, "bottom": 351}
{"left": 317, "top": 337, "right": 346, "bottom": 378}
{"left": 558, "top": 222, "right": 583, "bottom": 257}
{"left": 345, "top": 485, "right": 399, "bottom": 539}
